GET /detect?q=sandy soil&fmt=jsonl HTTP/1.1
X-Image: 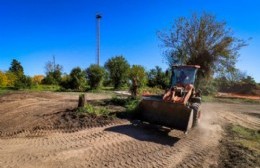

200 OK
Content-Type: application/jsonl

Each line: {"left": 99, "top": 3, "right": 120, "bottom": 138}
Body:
{"left": 0, "top": 92, "right": 259, "bottom": 168}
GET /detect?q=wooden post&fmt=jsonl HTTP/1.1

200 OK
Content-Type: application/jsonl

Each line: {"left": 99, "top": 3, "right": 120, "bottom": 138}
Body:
{"left": 78, "top": 94, "right": 85, "bottom": 108}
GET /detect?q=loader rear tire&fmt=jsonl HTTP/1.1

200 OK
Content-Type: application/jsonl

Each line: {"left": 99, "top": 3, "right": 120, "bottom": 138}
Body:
{"left": 191, "top": 103, "right": 201, "bottom": 127}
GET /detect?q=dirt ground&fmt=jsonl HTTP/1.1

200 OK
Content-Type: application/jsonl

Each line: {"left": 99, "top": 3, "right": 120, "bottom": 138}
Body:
{"left": 0, "top": 92, "right": 259, "bottom": 168}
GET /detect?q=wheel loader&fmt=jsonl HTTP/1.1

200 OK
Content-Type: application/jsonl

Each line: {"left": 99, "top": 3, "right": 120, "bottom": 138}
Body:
{"left": 138, "top": 65, "right": 201, "bottom": 133}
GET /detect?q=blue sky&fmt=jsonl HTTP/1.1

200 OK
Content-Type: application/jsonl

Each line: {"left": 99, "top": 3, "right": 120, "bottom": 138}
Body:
{"left": 0, "top": 0, "right": 260, "bottom": 82}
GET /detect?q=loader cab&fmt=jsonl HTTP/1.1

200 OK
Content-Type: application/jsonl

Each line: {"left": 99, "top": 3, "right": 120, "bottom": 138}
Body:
{"left": 170, "top": 65, "right": 200, "bottom": 87}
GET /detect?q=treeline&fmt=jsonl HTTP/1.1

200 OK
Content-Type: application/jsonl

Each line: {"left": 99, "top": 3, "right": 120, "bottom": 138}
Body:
{"left": 0, "top": 57, "right": 169, "bottom": 95}
{"left": 0, "top": 59, "right": 34, "bottom": 89}
{"left": 0, "top": 57, "right": 258, "bottom": 95}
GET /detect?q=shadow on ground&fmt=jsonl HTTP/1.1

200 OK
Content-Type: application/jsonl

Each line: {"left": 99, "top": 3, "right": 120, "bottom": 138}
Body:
{"left": 104, "top": 124, "right": 180, "bottom": 146}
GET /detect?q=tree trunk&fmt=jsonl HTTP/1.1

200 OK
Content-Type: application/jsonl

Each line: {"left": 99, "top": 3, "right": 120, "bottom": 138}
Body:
{"left": 78, "top": 94, "right": 85, "bottom": 108}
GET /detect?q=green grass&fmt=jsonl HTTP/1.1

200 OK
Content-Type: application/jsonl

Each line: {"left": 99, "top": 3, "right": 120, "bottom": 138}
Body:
{"left": 0, "top": 87, "right": 15, "bottom": 95}
{"left": 101, "top": 86, "right": 114, "bottom": 91}
{"left": 202, "top": 95, "right": 260, "bottom": 104}
{"left": 110, "top": 96, "right": 140, "bottom": 118}
{"left": 110, "top": 96, "right": 140, "bottom": 110}
{"left": 30, "top": 84, "right": 60, "bottom": 91}
{"left": 125, "top": 98, "right": 140, "bottom": 112}
{"left": 76, "top": 103, "right": 110, "bottom": 117}
{"left": 0, "top": 89, "right": 9, "bottom": 95}
{"left": 0, "top": 85, "right": 60, "bottom": 93}
{"left": 231, "top": 124, "right": 260, "bottom": 154}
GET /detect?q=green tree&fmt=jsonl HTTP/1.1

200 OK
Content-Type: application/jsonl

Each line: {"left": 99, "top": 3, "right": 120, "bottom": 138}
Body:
{"left": 14, "top": 75, "right": 33, "bottom": 89}
{"left": 69, "top": 67, "right": 87, "bottom": 90}
{"left": 42, "top": 61, "right": 63, "bottom": 85}
{"left": 5, "top": 72, "right": 17, "bottom": 87}
{"left": 104, "top": 56, "right": 130, "bottom": 89}
{"left": 86, "top": 64, "right": 105, "bottom": 89}
{"left": 158, "top": 12, "right": 246, "bottom": 84}
{"left": 60, "top": 68, "right": 86, "bottom": 91}
{"left": 103, "top": 70, "right": 111, "bottom": 87}
{"left": 0, "top": 71, "right": 8, "bottom": 87}
{"left": 241, "top": 75, "right": 256, "bottom": 85}
{"left": 147, "top": 66, "right": 169, "bottom": 89}
{"left": 8, "top": 59, "right": 32, "bottom": 89}
{"left": 8, "top": 59, "right": 24, "bottom": 78}
{"left": 129, "top": 65, "right": 147, "bottom": 97}
{"left": 60, "top": 74, "right": 71, "bottom": 89}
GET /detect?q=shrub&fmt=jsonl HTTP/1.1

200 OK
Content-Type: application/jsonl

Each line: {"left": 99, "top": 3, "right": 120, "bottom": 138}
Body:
{"left": 32, "top": 75, "right": 44, "bottom": 85}
{"left": 147, "top": 66, "right": 169, "bottom": 89}
{"left": 104, "top": 55, "right": 130, "bottom": 89}
{"left": 86, "top": 65, "right": 105, "bottom": 89}
{"left": 110, "top": 96, "right": 140, "bottom": 115}
{"left": 0, "top": 71, "right": 8, "bottom": 87}
{"left": 77, "top": 103, "right": 109, "bottom": 116}
{"left": 14, "top": 75, "right": 33, "bottom": 89}
{"left": 197, "top": 78, "right": 217, "bottom": 96}
{"left": 128, "top": 65, "right": 147, "bottom": 97}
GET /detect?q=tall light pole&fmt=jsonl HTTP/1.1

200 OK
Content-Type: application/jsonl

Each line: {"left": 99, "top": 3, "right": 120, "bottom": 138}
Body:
{"left": 96, "top": 14, "right": 102, "bottom": 66}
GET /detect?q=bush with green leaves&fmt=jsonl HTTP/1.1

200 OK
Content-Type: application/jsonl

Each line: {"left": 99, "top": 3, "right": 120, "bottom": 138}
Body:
{"left": 110, "top": 96, "right": 140, "bottom": 115}
{"left": 77, "top": 103, "right": 109, "bottom": 116}
{"left": 61, "top": 67, "right": 87, "bottom": 91}
{"left": 70, "top": 67, "right": 87, "bottom": 90}
{"left": 8, "top": 59, "right": 24, "bottom": 78}
{"left": 8, "top": 59, "right": 33, "bottom": 89}
{"left": 215, "top": 71, "right": 257, "bottom": 94}
{"left": 147, "top": 66, "right": 169, "bottom": 89}
{"left": 60, "top": 74, "right": 71, "bottom": 90}
{"left": 14, "top": 75, "right": 33, "bottom": 89}
{"left": 128, "top": 65, "right": 147, "bottom": 97}
{"left": 104, "top": 55, "right": 130, "bottom": 89}
{"left": 42, "top": 60, "right": 63, "bottom": 85}
{"left": 0, "top": 71, "right": 8, "bottom": 87}
{"left": 198, "top": 78, "right": 217, "bottom": 95}
{"left": 86, "top": 64, "right": 105, "bottom": 89}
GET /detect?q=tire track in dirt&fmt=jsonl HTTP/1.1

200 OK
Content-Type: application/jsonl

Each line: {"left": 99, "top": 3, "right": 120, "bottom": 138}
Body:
{"left": 1, "top": 92, "right": 259, "bottom": 168}
{"left": 0, "top": 119, "right": 222, "bottom": 168}
{"left": 221, "top": 111, "right": 260, "bottom": 129}
{"left": 0, "top": 92, "right": 220, "bottom": 168}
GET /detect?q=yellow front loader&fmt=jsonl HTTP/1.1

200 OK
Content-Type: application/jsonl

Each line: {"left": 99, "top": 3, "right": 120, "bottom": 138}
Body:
{"left": 138, "top": 65, "right": 201, "bottom": 132}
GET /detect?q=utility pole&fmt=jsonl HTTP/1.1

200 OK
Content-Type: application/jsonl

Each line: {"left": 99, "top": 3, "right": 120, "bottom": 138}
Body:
{"left": 96, "top": 14, "right": 102, "bottom": 66}
{"left": 53, "top": 55, "right": 56, "bottom": 71}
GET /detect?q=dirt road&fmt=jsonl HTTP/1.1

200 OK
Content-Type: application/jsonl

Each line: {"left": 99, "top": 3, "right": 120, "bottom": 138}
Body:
{"left": 0, "top": 92, "right": 259, "bottom": 168}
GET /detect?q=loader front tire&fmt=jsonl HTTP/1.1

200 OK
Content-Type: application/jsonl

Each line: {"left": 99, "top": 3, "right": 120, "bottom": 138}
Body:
{"left": 190, "top": 103, "right": 201, "bottom": 127}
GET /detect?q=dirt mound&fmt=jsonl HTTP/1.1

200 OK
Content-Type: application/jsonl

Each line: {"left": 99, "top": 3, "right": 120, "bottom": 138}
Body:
{"left": 44, "top": 110, "right": 120, "bottom": 130}
{"left": 0, "top": 92, "right": 121, "bottom": 138}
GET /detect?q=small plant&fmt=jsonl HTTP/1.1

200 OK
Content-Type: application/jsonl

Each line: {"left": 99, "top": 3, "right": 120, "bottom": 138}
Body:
{"left": 110, "top": 96, "right": 140, "bottom": 110}
{"left": 110, "top": 96, "right": 128, "bottom": 106}
{"left": 125, "top": 98, "right": 140, "bottom": 112}
{"left": 76, "top": 103, "right": 109, "bottom": 117}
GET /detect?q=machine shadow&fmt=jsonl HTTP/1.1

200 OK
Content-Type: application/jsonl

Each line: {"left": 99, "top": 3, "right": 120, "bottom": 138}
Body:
{"left": 104, "top": 123, "right": 180, "bottom": 146}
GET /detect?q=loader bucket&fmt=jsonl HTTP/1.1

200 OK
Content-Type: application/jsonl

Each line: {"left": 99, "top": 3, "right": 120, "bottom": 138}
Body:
{"left": 138, "top": 96, "right": 194, "bottom": 132}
